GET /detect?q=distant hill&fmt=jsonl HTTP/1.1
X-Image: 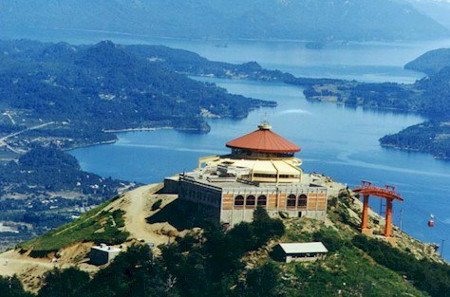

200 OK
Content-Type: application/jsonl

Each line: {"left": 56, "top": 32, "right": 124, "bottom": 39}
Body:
{"left": 405, "top": 48, "right": 450, "bottom": 75}
{"left": 1, "top": 0, "right": 448, "bottom": 42}
{"left": 0, "top": 39, "right": 272, "bottom": 138}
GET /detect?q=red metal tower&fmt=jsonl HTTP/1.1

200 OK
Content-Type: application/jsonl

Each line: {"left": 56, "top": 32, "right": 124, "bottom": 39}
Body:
{"left": 353, "top": 181, "right": 403, "bottom": 237}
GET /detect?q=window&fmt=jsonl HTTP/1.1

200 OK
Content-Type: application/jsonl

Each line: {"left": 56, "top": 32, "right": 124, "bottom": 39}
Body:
{"left": 279, "top": 174, "right": 299, "bottom": 179}
{"left": 287, "top": 194, "right": 296, "bottom": 208}
{"left": 298, "top": 194, "right": 308, "bottom": 208}
{"left": 246, "top": 195, "right": 256, "bottom": 207}
{"left": 253, "top": 173, "right": 277, "bottom": 178}
{"left": 257, "top": 195, "right": 267, "bottom": 207}
{"left": 234, "top": 195, "right": 244, "bottom": 206}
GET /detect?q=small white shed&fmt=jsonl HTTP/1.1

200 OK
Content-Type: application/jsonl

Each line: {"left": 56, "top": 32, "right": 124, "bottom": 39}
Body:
{"left": 277, "top": 242, "right": 328, "bottom": 263}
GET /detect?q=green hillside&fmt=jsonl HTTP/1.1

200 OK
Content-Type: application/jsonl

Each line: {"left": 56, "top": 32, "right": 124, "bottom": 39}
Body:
{"left": 18, "top": 197, "right": 129, "bottom": 257}
{"left": 405, "top": 48, "right": 450, "bottom": 75}
{"left": 2, "top": 188, "right": 449, "bottom": 296}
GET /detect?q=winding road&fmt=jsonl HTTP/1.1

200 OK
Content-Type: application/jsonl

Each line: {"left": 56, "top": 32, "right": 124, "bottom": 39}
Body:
{"left": 0, "top": 121, "right": 54, "bottom": 154}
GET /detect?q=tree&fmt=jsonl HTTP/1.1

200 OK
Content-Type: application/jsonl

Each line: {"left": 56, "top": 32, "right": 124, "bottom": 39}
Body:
{"left": 236, "top": 263, "right": 281, "bottom": 297}
{"left": 252, "top": 207, "right": 285, "bottom": 247}
{"left": 38, "top": 268, "right": 90, "bottom": 297}
{"left": 86, "top": 245, "right": 179, "bottom": 297}
{"left": 0, "top": 276, "right": 33, "bottom": 297}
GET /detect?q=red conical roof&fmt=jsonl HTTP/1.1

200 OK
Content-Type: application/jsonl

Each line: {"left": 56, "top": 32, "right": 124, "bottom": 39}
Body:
{"left": 226, "top": 123, "right": 301, "bottom": 154}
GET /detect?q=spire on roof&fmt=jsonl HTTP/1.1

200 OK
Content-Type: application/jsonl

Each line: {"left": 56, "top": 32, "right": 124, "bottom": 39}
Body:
{"left": 258, "top": 121, "right": 272, "bottom": 130}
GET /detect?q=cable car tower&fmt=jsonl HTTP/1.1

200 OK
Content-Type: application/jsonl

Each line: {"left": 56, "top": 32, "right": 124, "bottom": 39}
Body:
{"left": 353, "top": 181, "right": 404, "bottom": 238}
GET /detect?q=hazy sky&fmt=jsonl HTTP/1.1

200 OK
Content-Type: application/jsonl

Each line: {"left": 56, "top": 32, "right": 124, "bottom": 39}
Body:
{"left": 417, "top": 0, "right": 450, "bottom": 3}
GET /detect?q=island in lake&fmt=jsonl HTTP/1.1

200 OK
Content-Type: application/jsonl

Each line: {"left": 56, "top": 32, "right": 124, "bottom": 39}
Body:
{"left": 300, "top": 48, "right": 450, "bottom": 160}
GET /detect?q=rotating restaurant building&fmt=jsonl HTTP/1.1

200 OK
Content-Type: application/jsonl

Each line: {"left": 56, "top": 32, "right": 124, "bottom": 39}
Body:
{"left": 166, "top": 123, "right": 328, "bottom": 226}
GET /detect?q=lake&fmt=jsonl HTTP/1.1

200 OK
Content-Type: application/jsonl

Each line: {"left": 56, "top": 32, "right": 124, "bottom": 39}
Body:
{"left": 68, "top": 36, "right": 450, "bottom": 259}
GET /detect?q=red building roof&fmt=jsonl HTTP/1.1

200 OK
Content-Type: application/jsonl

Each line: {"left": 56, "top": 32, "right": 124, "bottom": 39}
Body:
{"left": 226, "top": 123, "right": 301, "bottom": 154}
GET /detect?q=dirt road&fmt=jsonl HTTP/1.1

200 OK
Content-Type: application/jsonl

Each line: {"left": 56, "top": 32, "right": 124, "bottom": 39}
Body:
{"left": 123, "top": 184, "right": 178, "bottom": 245}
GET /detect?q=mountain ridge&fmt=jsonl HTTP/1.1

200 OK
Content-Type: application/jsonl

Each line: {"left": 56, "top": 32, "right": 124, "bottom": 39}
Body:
{"left": 1, "top": 0, "right": 449, "bottom": 42}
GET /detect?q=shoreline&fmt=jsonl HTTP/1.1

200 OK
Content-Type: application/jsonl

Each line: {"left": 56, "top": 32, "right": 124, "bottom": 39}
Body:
{"left": 24, "top": 28, "right": 450, "bottom": 46}
{"left": 380, "top": 143, "right": 450, "bottom": 161}
{"left": 64, "top": 139, "right": 117, "bottom": 152}
{"left": 66, "top": 125, "right": 209, "bottom": 152}
{"left": 102, "top": 126, "right": 174, "bottom": 133}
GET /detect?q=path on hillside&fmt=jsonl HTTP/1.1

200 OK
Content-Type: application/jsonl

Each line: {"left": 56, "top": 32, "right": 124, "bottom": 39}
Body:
{"left": 0, "top": 121, "right": 55, "bottom": 154}
{"left": 123, "top": 184, "right": 178, "bottom": 245}
{"left": 0, "top": 250, "right": 57, "bottom": 276}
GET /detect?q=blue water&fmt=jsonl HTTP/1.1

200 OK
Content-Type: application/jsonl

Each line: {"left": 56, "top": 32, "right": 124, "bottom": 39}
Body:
{"left": 69, "top": 37, "right": 450, "bottom": 259}
{"left": 10, "top": 29, "right": 450, "bottom": 83}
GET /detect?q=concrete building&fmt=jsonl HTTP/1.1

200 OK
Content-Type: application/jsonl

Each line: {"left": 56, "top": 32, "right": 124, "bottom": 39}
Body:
{"left": 165, "top": 123, "right": 328, "bottom": 226}
{"left": 276, "top": 242, "right": 328, "bottom": 262}
{"left": 89, "top": 244, "right": 121, "bottom": 266}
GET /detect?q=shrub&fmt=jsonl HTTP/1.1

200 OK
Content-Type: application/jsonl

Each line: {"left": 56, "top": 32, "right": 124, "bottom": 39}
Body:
{"left": 151, "top": 199, "right": 163, "bottom": 211}
{"left": 38, "top": 268, "right": 90, "bottom": 297}
{"left": 352, "top": 235, "right": 450, "bottom": 297}
{"left": 312, "top": 228, "right": 349, "bottom": 253}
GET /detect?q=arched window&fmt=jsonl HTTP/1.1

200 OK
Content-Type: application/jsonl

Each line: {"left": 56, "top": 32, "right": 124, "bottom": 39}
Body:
{"left": 257, "top": 195, "right": 267, "bottom": 207}
{"left": 246, "top": 195, "right": 256, "bottom": 207}
{"left": 234, "top": 195, "right": 244, "bottom": 206}
{"left": 298, "top": 194, "right": 308, "bottom": 208}
{"left": 287, "top": 194, "right": 296, "bottom": 208}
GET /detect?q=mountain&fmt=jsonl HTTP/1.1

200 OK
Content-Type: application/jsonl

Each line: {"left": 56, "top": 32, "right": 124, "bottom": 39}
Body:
{"left": 407, "top": 0, "right": 450, "bottom": 29}
{"left": 0, "top": 183, "right": 448, "bottom": 296}
{"left": 405, "top": 48, "right": 450, "bottom": 75}
{"left": 1, "top": 0, "right": 448, "bottom": 42}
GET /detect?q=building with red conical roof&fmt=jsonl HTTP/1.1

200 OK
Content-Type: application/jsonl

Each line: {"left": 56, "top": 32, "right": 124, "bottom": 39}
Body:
{"left": 226, "top": 122, "right": 300, "bottom": 157}
{"left": 165, "top": 123, "right": 328, "bottom": 227}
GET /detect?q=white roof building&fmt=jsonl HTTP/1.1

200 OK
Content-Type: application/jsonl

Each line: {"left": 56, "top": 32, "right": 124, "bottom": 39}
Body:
{"left": 277, "top": 242, "right": 328, "bottom": 263}
{"left": 278, "top": 242, "right": 328, "bottom": 254}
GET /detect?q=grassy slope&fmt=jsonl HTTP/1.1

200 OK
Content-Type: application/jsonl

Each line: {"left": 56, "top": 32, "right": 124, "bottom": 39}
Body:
{"left": 276, "top": 219, "right": 427, "bottom": 296}
{"left": 18, "top": 196, "right": 129, "bottom": 255}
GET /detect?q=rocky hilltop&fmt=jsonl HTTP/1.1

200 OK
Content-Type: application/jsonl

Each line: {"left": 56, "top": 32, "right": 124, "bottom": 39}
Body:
{"left": 0, "top": 178, "right": 448, "bottom": 296}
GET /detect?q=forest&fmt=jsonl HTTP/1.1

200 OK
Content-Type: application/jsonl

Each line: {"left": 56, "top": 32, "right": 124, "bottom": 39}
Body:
{"left": 0, "top": 39, "right": 274, "bottom": 149}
